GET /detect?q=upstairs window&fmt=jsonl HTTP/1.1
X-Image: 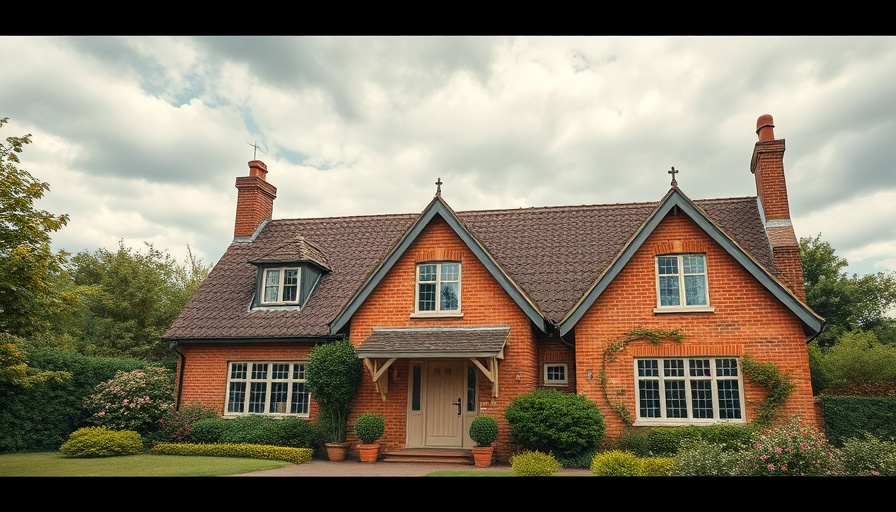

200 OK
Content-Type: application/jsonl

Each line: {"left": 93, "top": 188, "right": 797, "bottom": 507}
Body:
{"left": 261, "top": 267, "right": 300, "bottom": 305}
{"left": 415, "top": 262, "right": 461, "bottom": 314}
{"left": 656, "top": 254, "right": 709, "bottom": 310}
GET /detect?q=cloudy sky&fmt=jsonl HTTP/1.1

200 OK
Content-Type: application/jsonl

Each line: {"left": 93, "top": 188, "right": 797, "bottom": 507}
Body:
{"left": 2, "top": 36, "right": 895, "bottom": 280}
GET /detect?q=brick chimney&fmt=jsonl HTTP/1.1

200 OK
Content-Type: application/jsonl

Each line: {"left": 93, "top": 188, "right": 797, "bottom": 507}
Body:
{"left": 750, "top": 115, "right": 806, "bottom": 301}
{"left": 234, "top": 160, "right": 277, "bottom": 238}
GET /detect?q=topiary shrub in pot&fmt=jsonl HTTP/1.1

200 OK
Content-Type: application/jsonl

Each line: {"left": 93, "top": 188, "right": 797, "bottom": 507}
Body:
{"left": 469, "top": 415, "right": 499, "bottom": 467}
{"left": 354, "top": 413, "right": 385, "bottom": 463}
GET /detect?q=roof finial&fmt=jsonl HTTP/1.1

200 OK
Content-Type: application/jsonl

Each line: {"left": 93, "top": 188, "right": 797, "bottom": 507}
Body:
{"left": 668, "top": 166, "right": 679, "bottom": 188}
{"left": 435, "top": 177, "right": 443, "bottom": 197}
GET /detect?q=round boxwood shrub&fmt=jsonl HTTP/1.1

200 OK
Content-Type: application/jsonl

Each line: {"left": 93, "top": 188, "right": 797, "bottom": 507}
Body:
{"left": 504, "top": 389, "right": 606, "bottom": 461}
{"left": 59, "top": 426, "right": 144, "bottom": 458}
{"left": 354, "top": 413, "right": 385, "bottom": 444}
{"left": 510, "top": 449, "right": 561, "bottom": 476}
{"left": 590, "top": 449, "right": 643, "bottom": 476}
{"left": 469, "top": 415, "right": 499, "bottom": 447}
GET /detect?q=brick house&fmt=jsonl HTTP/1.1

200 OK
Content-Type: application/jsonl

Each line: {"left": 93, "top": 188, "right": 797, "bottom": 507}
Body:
{"left": 162, "top": 114, "right": 824, "bottom": 463}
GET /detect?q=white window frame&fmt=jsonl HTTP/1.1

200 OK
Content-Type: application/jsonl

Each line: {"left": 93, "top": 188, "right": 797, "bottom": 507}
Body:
{"left": 260, "top": 266, "right": 300, "bottom": 305}
{"left": 543, "top": 363, "right": 569, "bottom": 386}
{"left": 654, "top": 254, "right": 714, "bottom": 313}
{"left": 225, "top": 361, "right": 310, "bottom": 417}
{"left": 633, "top": 357, "right": 745, "bottom": 426}
{"left": 411, "top": 261, "right": 462, "bottom": 317}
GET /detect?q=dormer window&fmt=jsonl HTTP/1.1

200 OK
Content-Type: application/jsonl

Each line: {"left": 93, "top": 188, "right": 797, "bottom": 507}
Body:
{"left": 414, "top": 262, "right": 461, "bottom": 315}
{"left": 262, "top": 267, "right": 300, "bottom": 305}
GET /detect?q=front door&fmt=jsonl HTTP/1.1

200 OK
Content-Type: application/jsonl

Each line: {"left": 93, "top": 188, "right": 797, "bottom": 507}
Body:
{"left": 423, "top": 360, "right": 465, "bottom": 447}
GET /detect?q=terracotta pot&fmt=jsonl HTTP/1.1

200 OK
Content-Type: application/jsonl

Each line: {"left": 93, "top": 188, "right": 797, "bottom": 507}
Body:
{"left": 324, "top": 442, "right": 351, "bottom": 462}
{"left": 357, "top": 443, "right": 380, "bottom": 463}
{"left": 471, "top": 446, "right": 494, "bottom": 468}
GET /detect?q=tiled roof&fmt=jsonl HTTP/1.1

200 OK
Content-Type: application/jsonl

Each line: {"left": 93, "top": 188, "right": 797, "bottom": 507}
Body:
{"left": 162, "top": 194, "right": 773, "bottom": 342}
{"left": 355, "top": 327, "right": 510, "bottom": 358}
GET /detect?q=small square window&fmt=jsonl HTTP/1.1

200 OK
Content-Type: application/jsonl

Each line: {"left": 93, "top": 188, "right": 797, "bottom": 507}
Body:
{"left": 543, "top": 363, "right": 568, "bottom": 385}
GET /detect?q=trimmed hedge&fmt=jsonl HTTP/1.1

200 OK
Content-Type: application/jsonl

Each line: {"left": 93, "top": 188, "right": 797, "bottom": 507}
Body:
{"left": 151, "top": 442, "right": 313, "bottom": 464}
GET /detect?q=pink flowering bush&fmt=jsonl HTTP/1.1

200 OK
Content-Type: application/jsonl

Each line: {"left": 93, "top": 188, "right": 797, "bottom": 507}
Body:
{"left": 737, "top": 416, "right": 842, "bottom": 476}
{"left": 83, "top": 366, "right": 175, "bottom": 440}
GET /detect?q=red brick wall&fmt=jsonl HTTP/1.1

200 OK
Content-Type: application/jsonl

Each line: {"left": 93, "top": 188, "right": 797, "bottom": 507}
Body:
{"left": 573, "top": 212, "right": 818, "bottom": 441}
{"left": 349, "top": 216, "right": 538, "bottom": 462}
{"left": 175, "top": 343, "right": 318, "bottom": 418}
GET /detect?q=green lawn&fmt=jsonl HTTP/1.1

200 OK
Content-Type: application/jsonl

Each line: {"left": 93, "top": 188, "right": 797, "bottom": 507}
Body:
{"left": 0, "top": 451, "right": 292, "bottom": 477}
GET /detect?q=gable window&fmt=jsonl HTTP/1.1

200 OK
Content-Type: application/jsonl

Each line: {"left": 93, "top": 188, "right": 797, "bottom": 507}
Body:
{"left": 262, "top": 267, "right": 300, "bottom": 305}
{"left": 543, "top": 363, "right": 568, "bottom": 386}
{"left": 415, "top": 262, "right": 461, "bottom": 314}
{"left": 655, "top": 254, "right": 711, "bottom": 311}
{"left": 634, "top": 357, "right": 744, "bottom": 425}
{"left": 226, "top": 362, "right": 309, "bottom": 417}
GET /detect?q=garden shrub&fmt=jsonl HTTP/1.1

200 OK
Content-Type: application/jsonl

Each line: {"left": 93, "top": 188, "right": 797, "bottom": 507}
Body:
{"left": 190, "top": 418, "right": 231, "bottom": 444}
{"left": 839, "top": 433, "right": 896, "bottom": 476}
{"left": 270, "top": 416, "right": 323, "bottom": 448}
{"left": 738, "top": 416, "right": 842, "bottom": 476}
{"left": 669, "top": 439, "right": 743, "bottom": 476}
{"left": 159, "top": 402, "right": 219, "bottom": 443}
{"left": 590, "top": 449, "right": 642, "bottom": 476}
{"left": 504, "top": 389, "right": 605, "bottom": 464}
{"left": 59, "top": 426, "right": 143, "bottom": 458}
{"left": 640, "top": 456, "right": 675, "bottom": 476}
{"left": 509, "top": 450, "right": 561, "bottom": 476}
{"left": 82, "top": 366, "right": 175, "bottom": 440}
{"left": 614, "top": 428, "right": 651, "bottom": 457}
{"left": 219, "top": 415, "right": 281, "bottom": 445}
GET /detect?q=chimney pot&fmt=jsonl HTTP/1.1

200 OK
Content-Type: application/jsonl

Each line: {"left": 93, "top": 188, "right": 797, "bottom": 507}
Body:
{"left": 248, "top": 160, "right": 268, "bottom": 180}
{"left": 756, "top": 114, "right": 775, "bottom": 142}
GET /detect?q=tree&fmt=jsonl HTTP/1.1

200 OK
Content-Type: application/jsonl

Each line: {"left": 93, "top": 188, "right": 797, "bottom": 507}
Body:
{"left": 65, "top": 240, "right": 210, "bottom": 364}
{"left": 305, "top": 339, "right": 363, "bottom": 443}
{"left": 0, "top": 117, "right": 73, "bottom": 337}
{"left": 800, "top": 234, "right": 896, "bottom": 346}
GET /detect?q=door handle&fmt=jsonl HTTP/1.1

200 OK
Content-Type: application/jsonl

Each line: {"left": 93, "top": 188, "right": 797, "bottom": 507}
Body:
{"left": 452, "top": 398, "right": 461, "bottom": 416}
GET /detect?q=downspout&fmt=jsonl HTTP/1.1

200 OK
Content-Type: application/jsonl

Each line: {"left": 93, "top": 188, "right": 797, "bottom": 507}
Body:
{"left": 170, "top": 342, "right": 186, "bottom": 411}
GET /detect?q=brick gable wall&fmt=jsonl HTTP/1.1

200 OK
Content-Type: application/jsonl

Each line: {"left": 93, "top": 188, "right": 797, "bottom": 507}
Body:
{"left": 349, "top": 216, "right": 538, "bottom": 462}
{"left": 574, "top": 211, "right": 818, "bottom": 441}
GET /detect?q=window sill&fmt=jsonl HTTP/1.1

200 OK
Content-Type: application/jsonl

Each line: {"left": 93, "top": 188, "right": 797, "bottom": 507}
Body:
{"left": 409, "top": 311, "right": 464, "bottom": 319}
{"left": 653, "top": 306, "right": 715, "bottom": 314}
{"left": 633, "top": 419, "right": 744, "bottom": 427}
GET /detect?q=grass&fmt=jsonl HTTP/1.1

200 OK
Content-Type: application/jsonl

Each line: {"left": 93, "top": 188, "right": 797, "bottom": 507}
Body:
{"left": 0, "top": 451, "right": 292, "bottom": 477}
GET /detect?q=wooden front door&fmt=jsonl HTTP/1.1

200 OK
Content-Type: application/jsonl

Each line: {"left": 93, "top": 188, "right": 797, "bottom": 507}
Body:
{"left": 423, "top": 360, "right": 465, "bottom": 447}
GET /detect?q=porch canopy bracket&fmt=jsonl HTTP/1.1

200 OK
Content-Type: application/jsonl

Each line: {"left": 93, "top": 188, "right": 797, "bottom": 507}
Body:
{"left": 469, "top": 349, "right": 503, "bottom": 397}
{"left": 363, "top": 357, "right": 396, "bottom": 401}
{"left": 355, "top": 326, "right": 511, "bottom": 400}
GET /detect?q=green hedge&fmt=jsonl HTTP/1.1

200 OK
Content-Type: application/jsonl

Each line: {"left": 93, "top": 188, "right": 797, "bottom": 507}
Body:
{"left": 819, "top": 395, "right": 896, "bottom": 446}
{"left": 0, "top": 346, "right": 149, "bottom": 453}
{"left": 151, "top": 442, "right": 313, "bottom": 464}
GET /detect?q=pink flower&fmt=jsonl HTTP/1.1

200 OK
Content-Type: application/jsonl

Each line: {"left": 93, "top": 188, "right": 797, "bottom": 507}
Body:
{"left": 774, "top": 447, "right": 782, "bottom": 454}
{"left": 760, "top": 455, "right": 767, "bottom": 461}
{"left": 800, "top": 443, "right": 807, "bottom": 451}
{"left": 767, "top": 464, "right": 775, "bottom": 471}
{"left": 123, "top": 399, "right": 129, "bottom": 404}
{"left": 872, "top": 471, "right": 880, "bottom": 476}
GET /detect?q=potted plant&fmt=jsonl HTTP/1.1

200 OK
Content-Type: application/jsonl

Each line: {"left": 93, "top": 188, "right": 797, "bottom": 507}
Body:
{"left": 469, "top": 415, "right": 499, "bottom": 467}
{"left": 305, "top": 339, "right": 364, "bottom": 461}
{"left": 354, "top": 412, "right": 386, "bottom": 463}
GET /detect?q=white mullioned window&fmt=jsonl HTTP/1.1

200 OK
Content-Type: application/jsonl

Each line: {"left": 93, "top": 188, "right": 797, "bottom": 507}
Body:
{"left": 261, "top": 267, "right": 300, "bottom": 305}
{"left": 543, "top": 363, "right": 569, "bottom": 385}
{"left": 226, "top": 362, "right": 309, "bottom": 417}
{"left": 634, "top": 357, "right": 745, "bottom": 425}
{"left": 415, "top": 262, "right": 461, "bottom": 314}
{"left": 656, "top": 254, "right": 709, "bottom": 309}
